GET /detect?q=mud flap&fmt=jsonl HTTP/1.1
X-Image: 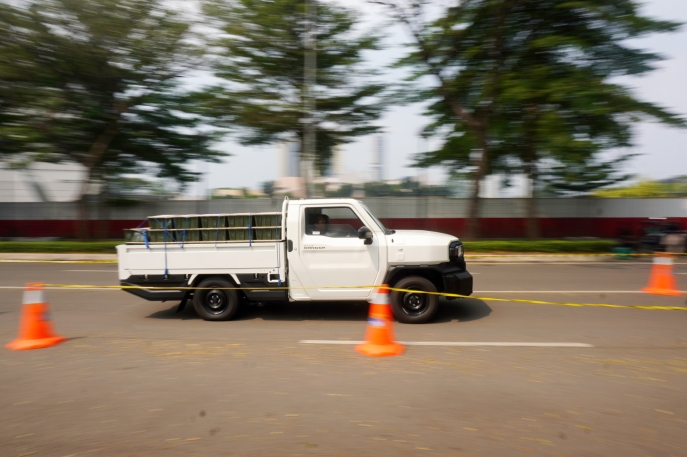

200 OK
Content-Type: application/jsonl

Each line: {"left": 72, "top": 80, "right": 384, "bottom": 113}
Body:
{"left": 175, "top": 298, "right": 188, "bottom": 314}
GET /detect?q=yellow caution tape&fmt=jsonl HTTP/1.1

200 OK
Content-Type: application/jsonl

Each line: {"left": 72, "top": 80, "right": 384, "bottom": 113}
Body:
{"left": 0, "top": 252, "right": 684, "bottom": 264}
{"left": 37, "top": 283, "right": 687, "bottom": 311}
{"left": 387, "top": 287, "right": 687, "bottom": 311}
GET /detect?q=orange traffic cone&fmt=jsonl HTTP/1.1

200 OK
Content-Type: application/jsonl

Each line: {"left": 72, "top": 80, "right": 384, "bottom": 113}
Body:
{"left": 642, "top": 253, "right": 683, "bottom": 296}
{"left": 355, "top": 285, "right": 405, "bottom": 357}
{"left": 6, "top": 283, "right": 66, "bottom": 350}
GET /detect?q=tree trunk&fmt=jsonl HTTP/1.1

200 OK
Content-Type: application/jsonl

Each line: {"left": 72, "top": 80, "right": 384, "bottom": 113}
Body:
{"left": 96, "top": 172, "right": 110, "bottom": 239}
{"left": 465, "top": 130, "right": 489, "bottom": 240}
{"left": 524, "top": 172, "right": 540, "bottom": 239}
{"left": 76, "top": 124, "right": 118, "bottom": 240}
{"left": 523, "top": 111, "right": 540, "bottom": 239}
{"left": 76, "top": 198, "right": 90, "bottom": 240}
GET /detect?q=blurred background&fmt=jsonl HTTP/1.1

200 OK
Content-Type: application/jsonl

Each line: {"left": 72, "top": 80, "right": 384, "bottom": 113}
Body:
{"left": 1, "top": 0, "right": 686, "bottom": 241}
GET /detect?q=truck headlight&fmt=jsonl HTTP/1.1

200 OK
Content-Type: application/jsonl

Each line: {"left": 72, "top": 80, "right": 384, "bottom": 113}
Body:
{"left": 449, "top": 242, "right": 463, "bottom": 260}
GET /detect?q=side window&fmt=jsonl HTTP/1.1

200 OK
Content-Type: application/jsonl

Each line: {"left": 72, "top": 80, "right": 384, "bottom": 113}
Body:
{"left": 304, "top": 207, "right": 364, "bottom": 238}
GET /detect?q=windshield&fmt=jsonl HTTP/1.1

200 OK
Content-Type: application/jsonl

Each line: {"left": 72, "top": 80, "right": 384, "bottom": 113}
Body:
{"left": 359, "top": 202, "right": 394, "bottom": 235}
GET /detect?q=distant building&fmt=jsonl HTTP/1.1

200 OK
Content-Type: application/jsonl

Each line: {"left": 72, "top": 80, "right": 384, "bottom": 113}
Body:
{"left": 279, "top": 139, "right": 301, "bottom": 178}
{"left": 331, "top": 144, "right": 345, "bottom": 177}
{"left": 371, "top": 134, "right": 384, "bottom": 182}
{"left": 273, "top": 176, "right": 306, "bottom": 198}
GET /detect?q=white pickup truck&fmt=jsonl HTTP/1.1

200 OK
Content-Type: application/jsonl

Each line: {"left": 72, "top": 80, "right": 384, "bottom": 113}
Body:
{"left": 117, "top": 198, "right": 473, "bottom": 323}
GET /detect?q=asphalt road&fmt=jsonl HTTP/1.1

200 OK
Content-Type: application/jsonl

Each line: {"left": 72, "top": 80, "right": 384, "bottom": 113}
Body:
{"left": 1, "top": 260, "right": 686, "bottom": 457}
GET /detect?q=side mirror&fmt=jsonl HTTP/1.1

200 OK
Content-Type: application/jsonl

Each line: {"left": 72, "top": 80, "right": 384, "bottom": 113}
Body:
{"left": 358, "top": 226, "right": 374, "bottom": 245}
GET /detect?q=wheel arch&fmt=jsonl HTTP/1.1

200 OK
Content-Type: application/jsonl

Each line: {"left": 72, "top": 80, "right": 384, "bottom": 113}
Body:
{"left": 190, "top": 274, "right": 239, "bottom": 287}
{"left": 384, "top": 267, "right": 444, "bottom": 292}
{"left": 190, "top": 274, "right": 246, "bottom": 300}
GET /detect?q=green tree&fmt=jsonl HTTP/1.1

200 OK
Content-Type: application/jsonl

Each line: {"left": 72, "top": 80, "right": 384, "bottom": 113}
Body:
{"left": 487, "top": 0, "right": 684, "bottom": 236}
{"left": 538, "top": 154, "right": 635, "bottom": 197}
{"left": 261, "top": 181, "right": 275, "bottom": 198}
{"left": 373, "top": 0, "right": 512, "bottom": 239}
{"left": 0, "top": 0, "right": 224, "bottom": 237}
{"left": 202, "top": 0, "right": 385, "bottom": 194}
{"left": 378, "top": 0, "right": 684, "bottom": 238}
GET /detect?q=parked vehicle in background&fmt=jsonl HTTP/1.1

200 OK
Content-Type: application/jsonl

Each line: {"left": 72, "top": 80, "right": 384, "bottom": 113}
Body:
{"left": 637, "top": 218, "right": 686, "bottom": 253}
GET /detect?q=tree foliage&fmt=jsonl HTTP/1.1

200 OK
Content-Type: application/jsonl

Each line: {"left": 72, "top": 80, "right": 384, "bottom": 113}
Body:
{"left": 488, "top": 0, "right": 684, "bottom": 199}
{"left": 374, "top": 0, "right": 514, "bottom": 238}
{"left": 379, "top": 0, "right": 685, "bottom": 237}
{"left": 202, "top": 0, "right": 385, "bottom": 175}
{"left": 0, "top": 0, "right": 223, "bottom": 197}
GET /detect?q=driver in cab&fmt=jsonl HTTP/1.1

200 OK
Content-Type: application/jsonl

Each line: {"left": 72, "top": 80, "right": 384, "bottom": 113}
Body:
{"left": 307, "top": 214, "right": 330, "bottom": 235}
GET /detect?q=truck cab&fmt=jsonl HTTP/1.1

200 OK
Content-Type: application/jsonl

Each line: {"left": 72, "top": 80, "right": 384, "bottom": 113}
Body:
{"left": 117, "top": 198, "right": 472, "bottom": 323}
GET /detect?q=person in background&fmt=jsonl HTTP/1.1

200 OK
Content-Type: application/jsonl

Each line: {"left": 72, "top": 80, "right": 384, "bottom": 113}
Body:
{"left": 661, "top": 228, "right": 686, "bottom": 253}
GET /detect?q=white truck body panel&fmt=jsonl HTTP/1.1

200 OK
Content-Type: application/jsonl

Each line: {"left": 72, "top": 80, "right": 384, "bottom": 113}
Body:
{"left": 285, "top": 200, "right": 384, "bottom": 300}
{"left": 117, "top": 242, "right": 286, "bottom": 282}
{"left": 386, "top": 230, "right": 456, "bottom": 265}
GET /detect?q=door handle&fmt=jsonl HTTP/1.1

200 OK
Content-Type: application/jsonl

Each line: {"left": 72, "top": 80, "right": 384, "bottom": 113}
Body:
{"left": 287, "top": 240, "right": 293, "bottom": 252}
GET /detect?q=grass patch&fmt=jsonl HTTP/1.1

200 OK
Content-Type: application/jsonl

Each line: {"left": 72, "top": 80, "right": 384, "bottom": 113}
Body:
{"left": 0, "top": 239, "right": 619, "bottom": 254}
{"left": 0, "top": 241, "right": 121, "bottom": 254}
{"left": 463, "top": 240, "right": 618, "bottom": 253}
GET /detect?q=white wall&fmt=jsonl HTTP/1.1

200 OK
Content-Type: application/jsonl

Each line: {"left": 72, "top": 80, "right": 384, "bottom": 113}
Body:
{"left": 0, "top": 162, "right": 85, "bottom": 203}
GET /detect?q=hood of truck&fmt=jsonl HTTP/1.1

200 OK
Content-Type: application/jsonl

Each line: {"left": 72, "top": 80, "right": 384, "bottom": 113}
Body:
{"left": 386, "top": 230, "right": 458, "bottom": 265}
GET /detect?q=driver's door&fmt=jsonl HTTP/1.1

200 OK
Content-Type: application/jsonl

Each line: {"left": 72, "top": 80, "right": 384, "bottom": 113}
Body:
{"left": 293, "top": 205, "right": 379, "bottom": 300}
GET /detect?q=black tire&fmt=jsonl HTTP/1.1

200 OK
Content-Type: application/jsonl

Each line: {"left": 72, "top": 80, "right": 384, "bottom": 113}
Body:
{"left": 390, "top": 276, "right": 439, "bottom": 324}
{"left": 192, "top": 277, "right": 239, "bottom": 321}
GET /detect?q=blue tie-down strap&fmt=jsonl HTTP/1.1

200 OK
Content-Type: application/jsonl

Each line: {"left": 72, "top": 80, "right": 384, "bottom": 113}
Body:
{"left": 142, "top": 229, "right": 150, "bottom": 249}
{"left": 154, "top": 217, "right": 170, "bottom": 279}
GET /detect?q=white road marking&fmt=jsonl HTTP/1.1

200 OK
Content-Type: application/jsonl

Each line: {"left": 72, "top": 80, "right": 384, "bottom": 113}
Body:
{"left": 299, "top": 340, "right": 593, "bottom": 348}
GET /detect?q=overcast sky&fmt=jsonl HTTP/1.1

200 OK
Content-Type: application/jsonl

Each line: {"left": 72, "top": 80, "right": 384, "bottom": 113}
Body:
{"left": 188, "top": 0, "right": 687, "bottom": 196}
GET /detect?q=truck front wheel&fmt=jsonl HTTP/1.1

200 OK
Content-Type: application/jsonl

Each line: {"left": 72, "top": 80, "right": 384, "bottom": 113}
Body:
{"left": 193, "top": 277, "right": 239, "bottom": 321}
{"left": 390, "top": 276, "right": 439, "bottom": 324}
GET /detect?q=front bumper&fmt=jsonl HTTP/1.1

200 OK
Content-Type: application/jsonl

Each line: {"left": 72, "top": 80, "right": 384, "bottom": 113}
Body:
{"left": 442, "top": 270, "right": 473, "bottom": 297}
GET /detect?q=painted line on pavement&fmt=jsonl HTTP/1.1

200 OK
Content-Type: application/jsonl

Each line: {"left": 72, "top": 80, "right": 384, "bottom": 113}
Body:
{"left": 299, "top": 340, "right": 593, "bottom": 348}
{"left": 0, "top": 285, "right": 656, "bottom": 294}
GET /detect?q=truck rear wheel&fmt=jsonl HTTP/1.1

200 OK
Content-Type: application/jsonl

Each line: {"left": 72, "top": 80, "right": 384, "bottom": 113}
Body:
{"left": 193, "top": 277, "right": 239, "bottom": 321}
{"left": 390, "top": 276, "right": 439, "bottom": 324}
